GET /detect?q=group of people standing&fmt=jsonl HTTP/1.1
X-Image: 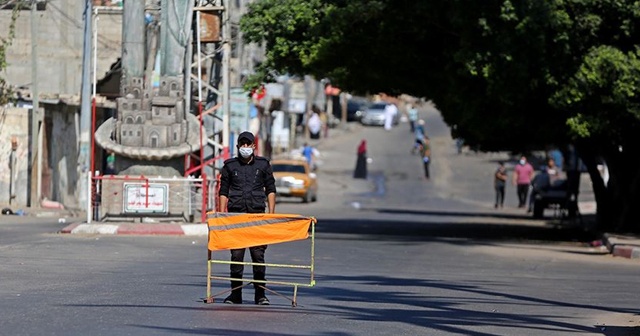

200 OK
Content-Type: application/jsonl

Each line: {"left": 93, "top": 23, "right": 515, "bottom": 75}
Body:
{"left": 493, "top": 154, "right": 563, "bottom": 210}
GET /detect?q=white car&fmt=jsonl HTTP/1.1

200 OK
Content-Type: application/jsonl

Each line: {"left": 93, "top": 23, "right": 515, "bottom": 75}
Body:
{"left": 360, "top": 103, "right": 399, "bottom": 126}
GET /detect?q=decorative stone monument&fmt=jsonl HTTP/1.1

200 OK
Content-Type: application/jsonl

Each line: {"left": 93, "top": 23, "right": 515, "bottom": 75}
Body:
{"left": 93, "top": 0, "right": 204, "bottom": 222}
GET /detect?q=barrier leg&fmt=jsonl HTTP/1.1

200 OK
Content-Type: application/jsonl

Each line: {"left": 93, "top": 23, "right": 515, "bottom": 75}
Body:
{"left": 205, "top": 250, "right": 214, "bottom": 303}
{"left": 293, "top": 285, "right": 298, "bottom": 307}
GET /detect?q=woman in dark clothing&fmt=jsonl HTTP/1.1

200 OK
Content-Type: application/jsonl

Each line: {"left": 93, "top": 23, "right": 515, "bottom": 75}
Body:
{"left": 354, "top": 139, "right": 367, "bottom": 179}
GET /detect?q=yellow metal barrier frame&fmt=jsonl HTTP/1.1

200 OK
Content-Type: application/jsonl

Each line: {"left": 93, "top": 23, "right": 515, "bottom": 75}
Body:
{"left": 204, "top": 220, "right": 316, "bottom": 307}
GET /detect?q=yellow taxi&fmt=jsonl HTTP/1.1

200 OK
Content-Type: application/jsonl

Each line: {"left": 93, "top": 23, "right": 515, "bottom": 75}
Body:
{"left": 271, "top": 158, "right": 318, "bottom": 203}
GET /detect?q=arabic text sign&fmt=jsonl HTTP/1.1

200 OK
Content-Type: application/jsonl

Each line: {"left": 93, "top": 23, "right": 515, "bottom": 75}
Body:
{"left": 123, "top": 183, "right": 168, "bottom": 213}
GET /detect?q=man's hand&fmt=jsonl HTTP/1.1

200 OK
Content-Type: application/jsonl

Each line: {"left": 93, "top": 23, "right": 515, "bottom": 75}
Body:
{"left": 219, "top": 195, "right": 228, "bottom": 212}
{"left": 267, "top": 193, "right": 276, "bottom": 213}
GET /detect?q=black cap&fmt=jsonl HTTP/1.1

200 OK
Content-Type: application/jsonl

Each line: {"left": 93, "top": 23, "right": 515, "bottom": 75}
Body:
{"left": 237, "top": 131, "right": 255, "bottom": 143}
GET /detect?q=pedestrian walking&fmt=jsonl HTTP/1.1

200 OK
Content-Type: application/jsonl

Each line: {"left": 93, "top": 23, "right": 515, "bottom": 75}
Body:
{"left": 307, "top": 108, "right": 322, "bottom": 140}
{"left": 407, "top": 103, "right": 418, "bottom": 133}
{"left": 218, "top": 131, "right": 276, "bottom": 305}
{"left": 354, "top": 139, "right": 368, "bottom": 179}
{"left": 411, "top": 119, "right": 426, "bottom": 155}
{"left": 419, "top": 135, "right": 431, "bottom": 180}
{"left": 319, "top": 108, "right": 329, "bottom": 139}
{"left": 301, "top": 142, "right": 316, "bottom": 170}
{"left": 512, "top": 155, "right": 534, "bottom": 209}
{"left": 494, "top": 161, "right": 508, "bottom": 208}
{"left": 379, "top": 92, "right": 398, "bottom": 131}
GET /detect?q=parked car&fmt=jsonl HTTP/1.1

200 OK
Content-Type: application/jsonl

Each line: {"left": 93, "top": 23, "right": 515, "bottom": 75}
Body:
{"left": 271, "top": 158, "right": 318, "bottom": 203}
{"left": 360, "top": 102, "right": 399, "bottom": 126}
{"left": 346, "top": 99, "right": 368, "bottom": 122}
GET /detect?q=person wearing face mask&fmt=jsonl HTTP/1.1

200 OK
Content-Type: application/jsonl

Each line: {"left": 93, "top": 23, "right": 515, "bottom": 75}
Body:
{"left": 512, "top": 155, "right": 535, "bottom": 209}
{"left": 219, "top": 131, "right": 276, "bottom": 305}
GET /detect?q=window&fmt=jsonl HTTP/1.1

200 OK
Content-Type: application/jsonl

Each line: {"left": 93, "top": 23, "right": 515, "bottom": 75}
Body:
{"left": 272, "top": 164, "right": 306, "bottom": 174}
{"left": 150, "top": 131, "right": 159, "bottom": 148}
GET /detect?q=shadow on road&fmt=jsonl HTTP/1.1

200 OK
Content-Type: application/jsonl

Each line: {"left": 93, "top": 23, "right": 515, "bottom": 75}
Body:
{"left": 307, "top": 274, "right": 640, "bottom": 336}
{"left": 315, "top": 212, "right": 598, "bottom": 244}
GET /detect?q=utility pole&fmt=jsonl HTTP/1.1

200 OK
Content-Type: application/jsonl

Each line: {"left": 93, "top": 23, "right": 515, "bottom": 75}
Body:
{"left": 221, "top": 0, "right": 231, "bottom": 159}
{"left": 78, "top": 0, "right": 93, "bottom": 210}
{"left": 31, "top": 0, "right": 41, "bottom": 206}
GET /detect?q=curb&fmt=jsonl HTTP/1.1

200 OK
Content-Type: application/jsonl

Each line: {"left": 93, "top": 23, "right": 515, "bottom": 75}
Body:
{"left": 611, "top": 245, "right": 640, "bottom": 259}
{"left": 60, "top": 222, "right": 208, "bottom": 236}
{"left": 602, "top": 233, "right": 640, "bottom": 260}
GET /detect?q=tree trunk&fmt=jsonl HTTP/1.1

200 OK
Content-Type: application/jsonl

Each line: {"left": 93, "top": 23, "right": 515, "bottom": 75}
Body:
{"left": 579, "top": 140, "right": 640, "bottom": 234}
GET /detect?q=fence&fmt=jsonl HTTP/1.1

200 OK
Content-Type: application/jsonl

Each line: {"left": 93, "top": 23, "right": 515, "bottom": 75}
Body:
{"left": 89, "top": 175, "right": 216, "bottom": 223}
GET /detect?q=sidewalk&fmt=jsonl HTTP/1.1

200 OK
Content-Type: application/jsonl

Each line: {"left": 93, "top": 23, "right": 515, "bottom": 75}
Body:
{"left": 1, "top": 203, "right": 83, "bottom": 219}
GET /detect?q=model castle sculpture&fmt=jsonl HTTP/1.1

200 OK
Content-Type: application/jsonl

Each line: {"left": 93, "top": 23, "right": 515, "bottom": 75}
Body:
{"left": 95, "top": 0, "right": 203, "bottom": 166}
{"left": 118, "top": 77, "right": 187, "bottom": 149}
{"left": 95, "top": 75, "right": 202, "bottom": 162}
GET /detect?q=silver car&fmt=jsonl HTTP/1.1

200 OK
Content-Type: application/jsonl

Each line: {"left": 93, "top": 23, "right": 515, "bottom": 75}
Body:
{"left": 360, "top": 103, "right": 399, "bottom": 126}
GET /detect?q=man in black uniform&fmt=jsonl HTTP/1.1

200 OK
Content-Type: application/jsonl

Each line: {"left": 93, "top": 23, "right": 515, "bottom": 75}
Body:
{"left": 219, "top": 131, "right": 276, "bottom": 305}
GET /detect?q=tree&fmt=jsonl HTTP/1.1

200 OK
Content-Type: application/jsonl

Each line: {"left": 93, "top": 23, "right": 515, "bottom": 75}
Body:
{"left": 0, "top": 4, "right": 21, "bottom": 105}
{"left": 240, "top": 0, "right": 640, "bottom": 233}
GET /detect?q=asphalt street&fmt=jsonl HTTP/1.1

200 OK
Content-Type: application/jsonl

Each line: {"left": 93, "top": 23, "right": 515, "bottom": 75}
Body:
{"left": 0, "top": 105, "right": 638, "bottom": 335}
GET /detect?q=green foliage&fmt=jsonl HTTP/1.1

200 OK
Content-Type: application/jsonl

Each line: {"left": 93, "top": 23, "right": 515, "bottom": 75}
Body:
{"left": 239, "top": 0, "right": 640, "bottom": 231}
{"left": 0, "top": 3, "right": 21, "bottom": 106}
{"left": 240, "top": 0, "right": 640, "bottom": 151}
{"left": 239, "top": 0, "right": 330, "bottom": 92}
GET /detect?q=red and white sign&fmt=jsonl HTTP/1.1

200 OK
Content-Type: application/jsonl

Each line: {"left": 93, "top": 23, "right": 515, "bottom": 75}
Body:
{"left": 123, "top": 183, "right": 168, "bottom": 213}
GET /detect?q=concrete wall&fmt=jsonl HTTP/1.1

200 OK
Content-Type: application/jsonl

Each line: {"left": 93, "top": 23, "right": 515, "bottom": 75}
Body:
{"left": 0, "top": 2, "right": 122, "bottom": 96}
{"left": 0, "top": 106, "right": 81, "bottom": 208}
{"left": 47, "top": 105, "right": 80, "bottom": 208}
{"left": 0, "top": 108, "right": 30, "bottom": 206}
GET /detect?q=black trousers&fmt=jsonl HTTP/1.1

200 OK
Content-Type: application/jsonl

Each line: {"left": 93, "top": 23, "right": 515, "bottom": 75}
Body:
{"left": 517, "top": 184, "right": 529, "bottom": 207}
{"left": 495, "top": 185, "right": 505, "bottom": 206}
{"left": 229, "top": 245, "right": 267, "bottom": 295}
{"left": 423, "top": 160, "right": 430, "bottom": 178}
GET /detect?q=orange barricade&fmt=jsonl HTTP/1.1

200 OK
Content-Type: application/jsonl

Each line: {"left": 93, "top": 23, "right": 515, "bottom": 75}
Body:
{"left": 204, "top": 212, "right": 317, "bottom": 307}
{"left": 207, "top": 212, "right": 313, "bottom": 250}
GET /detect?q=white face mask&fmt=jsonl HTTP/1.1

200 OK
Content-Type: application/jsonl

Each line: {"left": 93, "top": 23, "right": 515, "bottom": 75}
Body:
{"left": 239, "top": 147, "right": 254, "bottom": 158}
{"left": 519, "top": 159, "right": 525, "bottom": 165}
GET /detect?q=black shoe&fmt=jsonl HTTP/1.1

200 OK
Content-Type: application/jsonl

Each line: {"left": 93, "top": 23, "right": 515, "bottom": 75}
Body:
{"left": 223, "top": 294, "right": 242, "bottom": 304}
{"left": 255, "top": 296, "right": 270, "bottom": 305}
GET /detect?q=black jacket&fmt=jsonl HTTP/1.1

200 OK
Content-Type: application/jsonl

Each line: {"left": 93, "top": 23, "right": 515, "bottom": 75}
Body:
{"left": 219, "top": 156, "right": 276, "bottom": 213}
